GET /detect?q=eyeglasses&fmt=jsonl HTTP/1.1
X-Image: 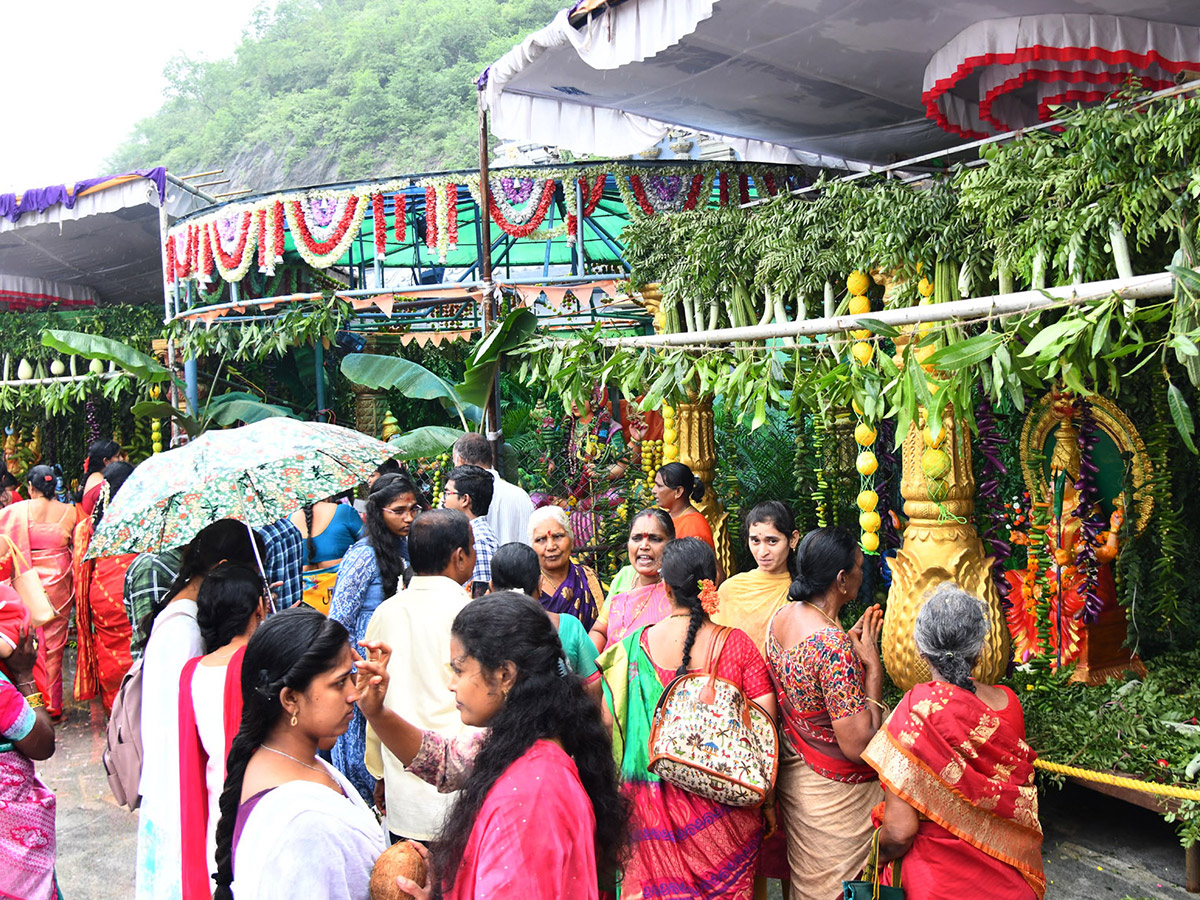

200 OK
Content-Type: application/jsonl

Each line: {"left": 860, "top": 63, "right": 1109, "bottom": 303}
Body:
{"left": 441, "top": 489, "right": 461, "bottom": 499}
{"left": 382, "top": 503, "right": 421, "bottom": 517}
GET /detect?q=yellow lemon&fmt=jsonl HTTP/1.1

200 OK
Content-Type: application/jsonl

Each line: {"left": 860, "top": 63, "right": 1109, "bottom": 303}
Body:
{"left": 918, "top": 277, "right": 934, "bottom": 298}
{"left": 847, "top": 270, "right": 871, "bottom": 296}
{"left": 921, "top": 448, "right": 951, "bottom": 480}
{"left": 914, "top": 343, "right": 937, "bottom": 364}
{"left": 851, "top": 397, "right": 864, "bottom": 416}
{"left": 856, "top": 451, "right": 879, "bottom": 476}
{"left": 928, "top": 479, "right": 950, "bottom": 502}
{"left": 861, "top": 531, "right": 880, "bottom": 553}
{"left": 859, "top": 511, "right": 881, "bottom": 533}
{"left": 849, "top": 295, "right": 871, "bottom": 315}
{"left": 663, "top": 427, "right": 677, "bottom": 444}
{"left": 662, "top": 403, "right": 674, "bottom": 416}
{"left": 851, "top": 342, "right": 874, "bottom": 366}
{"left": 152, "top": 441, "right": 163, "bottom": 454}
{"left": 857, "top": 489, "right": 879, "bottom": 512}
{"left": 854, "top": 422, "right": 877, "bottom": 446}
{"left": 851, "top": 328, "right": 873, "bottom": 340}
{"left": 923, "top": 425, "right": 946, "bottom": 448}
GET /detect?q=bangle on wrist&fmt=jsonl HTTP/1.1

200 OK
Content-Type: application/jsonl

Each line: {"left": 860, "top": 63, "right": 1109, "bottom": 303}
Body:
{"left": 25, "top": 692, "right": 45, "bottom": 709}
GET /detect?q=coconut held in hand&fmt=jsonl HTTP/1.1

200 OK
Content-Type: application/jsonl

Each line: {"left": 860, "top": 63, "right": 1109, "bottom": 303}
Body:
{"left": 370, "top": 841, "right": 426, "bottom": 900}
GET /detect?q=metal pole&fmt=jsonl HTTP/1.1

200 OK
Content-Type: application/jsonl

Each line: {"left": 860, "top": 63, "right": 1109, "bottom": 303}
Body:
{"left": 478, "top": 93, "right": 503, "bottom": 467}
{"left": 575, "top": 175, "right": 585, "bottom": 275}
{"left": 599, "top": 271, "right": 1176, "bottom": 349}
{"left": 314, "top": 340, "right": 327, "bottom": 422}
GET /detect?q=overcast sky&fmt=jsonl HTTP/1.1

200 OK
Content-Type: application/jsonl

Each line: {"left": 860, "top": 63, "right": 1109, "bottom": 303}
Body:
{"left": 1, "top": 0, "right": 271, "bottom": 193}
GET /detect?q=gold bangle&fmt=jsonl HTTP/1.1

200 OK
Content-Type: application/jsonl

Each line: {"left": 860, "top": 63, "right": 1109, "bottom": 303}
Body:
{"left": 865, "top": 697, "right": 889, "bottom": 714}
{"left": 24, "top": 692, "right": 45, "bottom": 709}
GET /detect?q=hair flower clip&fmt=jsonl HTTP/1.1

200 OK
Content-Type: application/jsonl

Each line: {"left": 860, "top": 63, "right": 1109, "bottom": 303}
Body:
{"left": 698, "top": 578, "right": 720, "bottom": 615}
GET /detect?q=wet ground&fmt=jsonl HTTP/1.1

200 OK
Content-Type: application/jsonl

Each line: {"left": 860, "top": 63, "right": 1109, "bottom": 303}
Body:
{"left": 33, "top": 691, "right": 1197, "bottom": 900}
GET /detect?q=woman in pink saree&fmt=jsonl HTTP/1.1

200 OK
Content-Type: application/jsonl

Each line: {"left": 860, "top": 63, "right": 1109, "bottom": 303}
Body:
{"left": 588, "top": 508, "right": 674, "bottom": 652}
{"left": 0, "top": 466, "right": 75, "bottom": 717}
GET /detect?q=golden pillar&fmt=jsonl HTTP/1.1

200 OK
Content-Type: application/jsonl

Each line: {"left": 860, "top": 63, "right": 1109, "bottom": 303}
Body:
{"left": 675, "top": 396, "right": 735, "bottom": 577}
{"left": 352, "top": 383, "right": 387, "bottom": 439}
{"left": 883, "top": 406, "right": 1010, "bottom": 690}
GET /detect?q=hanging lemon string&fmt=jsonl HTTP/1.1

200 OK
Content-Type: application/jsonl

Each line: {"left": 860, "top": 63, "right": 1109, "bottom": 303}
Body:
{"left": 848, "top": 270, "right": 881, "bottom": 555}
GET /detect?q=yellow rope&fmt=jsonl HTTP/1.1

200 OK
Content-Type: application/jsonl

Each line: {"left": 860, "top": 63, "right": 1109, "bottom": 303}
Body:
{"left": 1035, "top": 759, "right": 1200, "bottom": 802}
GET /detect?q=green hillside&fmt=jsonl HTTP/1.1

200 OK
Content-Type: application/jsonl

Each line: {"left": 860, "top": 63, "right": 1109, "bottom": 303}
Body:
{"left": 109, "top": 0, "right": 564, "bottom": 191}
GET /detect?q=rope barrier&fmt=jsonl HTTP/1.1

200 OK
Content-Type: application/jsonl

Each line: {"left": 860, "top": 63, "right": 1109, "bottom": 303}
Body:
{"left": 1035, "top": 759, "right": 1200, "bottom": 802}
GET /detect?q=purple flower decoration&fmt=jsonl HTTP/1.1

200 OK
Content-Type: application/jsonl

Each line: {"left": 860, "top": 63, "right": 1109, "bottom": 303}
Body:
{"left": 647, "top": 175, "right": 683, "bottom": 202}
{"left": 499, "top": 177, "right": 535, "bottom": 205}
{"left": 217, "top": 215, "right": 240, "bottom": 243}
{"left": 309, "top": 197, "right": 338, "bottom": 227}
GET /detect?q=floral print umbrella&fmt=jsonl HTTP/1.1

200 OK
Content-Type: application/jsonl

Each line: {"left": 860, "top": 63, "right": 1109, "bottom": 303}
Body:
{"left": 87, "top": 418, "right": 394, "bottom": 559}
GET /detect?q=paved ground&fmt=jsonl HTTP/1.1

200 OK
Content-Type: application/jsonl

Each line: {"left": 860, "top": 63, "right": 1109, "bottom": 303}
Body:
{"left": 33, "top": 688, "right": 1196, "bottom": 900}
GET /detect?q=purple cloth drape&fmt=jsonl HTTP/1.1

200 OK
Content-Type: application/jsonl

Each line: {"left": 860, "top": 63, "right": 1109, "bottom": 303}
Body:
{"left": 1, "top": 168, "right": 167, "bottom": 223}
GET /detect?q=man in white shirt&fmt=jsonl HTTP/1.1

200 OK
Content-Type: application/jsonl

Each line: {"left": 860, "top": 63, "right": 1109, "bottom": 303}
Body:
{"left": 452, "top": 432, "right": 533, "bottom": 546}
{"left": 364, "top": 508, "right": 476, "bottom": 842}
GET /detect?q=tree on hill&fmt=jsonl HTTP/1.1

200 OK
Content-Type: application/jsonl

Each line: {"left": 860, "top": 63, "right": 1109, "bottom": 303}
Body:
{"left": 108, "top": 0, "right": 564, "bottom": 191}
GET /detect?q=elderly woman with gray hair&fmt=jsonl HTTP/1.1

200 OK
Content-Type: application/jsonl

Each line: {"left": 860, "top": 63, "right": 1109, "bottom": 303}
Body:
{"left": 861, "top": 583, "right": 1047, "bottom": 899}
{"left": 528, "top": 506, "right": 604, "bottom": 629}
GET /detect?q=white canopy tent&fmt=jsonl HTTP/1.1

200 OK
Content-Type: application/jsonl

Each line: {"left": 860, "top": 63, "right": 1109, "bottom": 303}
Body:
{"left": 481, "top": 0, "right": 1200, "bottom": 169}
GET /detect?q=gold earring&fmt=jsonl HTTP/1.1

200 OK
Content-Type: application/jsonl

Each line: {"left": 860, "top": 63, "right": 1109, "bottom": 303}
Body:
{"left": 502, "top": 687, "right": 510, "bottom": 703}
{"left": 290, "top": 712, "right": 298, "bottom": 727}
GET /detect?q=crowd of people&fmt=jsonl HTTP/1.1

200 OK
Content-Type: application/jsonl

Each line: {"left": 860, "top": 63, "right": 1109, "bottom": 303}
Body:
{"left": 0, "top": 431, "right": 1047, "bottom": 900}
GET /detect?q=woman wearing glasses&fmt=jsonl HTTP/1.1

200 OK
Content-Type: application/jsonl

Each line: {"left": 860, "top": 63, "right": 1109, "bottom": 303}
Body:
{"left": 329, "top": 473, "right": 426, "bottom": 802}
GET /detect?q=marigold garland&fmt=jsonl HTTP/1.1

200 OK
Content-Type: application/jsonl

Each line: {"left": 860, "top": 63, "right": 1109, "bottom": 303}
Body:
{"left": 445, "top": 183, "right": 459, "bottom": 254}
{"left": 165, "top": 236, "right": 177, "bottom": 283}
{"left": 199, "top": 227, "right": 214, "bottom": 283}
{"left": 272, "top": 201, "right": 286, "bottom": 257}
{"left": 255, "top": 208, "right": 269, "bottom": 273}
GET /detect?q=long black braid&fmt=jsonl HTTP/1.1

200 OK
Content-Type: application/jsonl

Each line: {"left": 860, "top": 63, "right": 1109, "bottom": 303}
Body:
{"left": 302, "top": 503, "right": 317, "bottom": 564}
{"left": 211, "top": 608, "right": 350, "bottom": 899}
{"left": 659, "top": 537, "right": 718, "bottom": 677}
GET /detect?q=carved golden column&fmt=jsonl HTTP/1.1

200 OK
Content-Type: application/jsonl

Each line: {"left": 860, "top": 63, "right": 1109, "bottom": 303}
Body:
{"left": 676, "top": 396, "right": 735, "bottom": 577}
{"left": 883, "top": 406, "right": 1010, "bottom": 690}
{"left": 352, "top": 383, "right": 387, "bottom": 439}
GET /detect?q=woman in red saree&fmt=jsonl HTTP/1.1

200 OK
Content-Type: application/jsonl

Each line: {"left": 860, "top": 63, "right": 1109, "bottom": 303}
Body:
{"left": 0, "top": 466, "right": 75, "bottom": 717}
{"left": 598, "top": 538, "right": 777, "bottom": 900}
{"left": 73, "top": 461, "right": 137, "bottom": 712}
{"left": 863, "top": 583, "right": 1046, "bottom": 900}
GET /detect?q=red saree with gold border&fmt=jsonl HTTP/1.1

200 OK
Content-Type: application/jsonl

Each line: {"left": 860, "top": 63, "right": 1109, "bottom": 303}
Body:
{"left": 862, "top": 681, "right": 1046, "bottom": 900}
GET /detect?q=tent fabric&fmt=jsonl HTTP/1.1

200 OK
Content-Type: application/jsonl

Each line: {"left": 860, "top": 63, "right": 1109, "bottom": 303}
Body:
{"left": 925, "top": 14, "right": 1200, "bottom": 138}
{"left": 0, "top": 169, "right": 167, "bottom": 224}
{"left": 0, "top": 274, "right": 99, "bottom": 309}
{"left": 482, "top": 0, "right": 1200, "bottom": 168}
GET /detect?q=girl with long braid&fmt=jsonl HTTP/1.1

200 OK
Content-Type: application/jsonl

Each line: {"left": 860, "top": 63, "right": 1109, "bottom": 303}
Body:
{"left": 211, "top": 606, "right": 386, "bottom": 900}
{"left": 597, "top": 537, "right": 777, "bottom": 899}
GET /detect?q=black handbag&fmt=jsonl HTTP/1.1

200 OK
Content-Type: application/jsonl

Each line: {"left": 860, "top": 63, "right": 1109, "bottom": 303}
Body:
{"left": 842, "top": 829, "right": 903, "bottom": 899}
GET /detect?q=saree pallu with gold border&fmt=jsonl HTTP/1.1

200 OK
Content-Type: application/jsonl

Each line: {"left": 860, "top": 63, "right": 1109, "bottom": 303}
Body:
{"left": 862, "top": 682, "right": 1047, "bottom": 900}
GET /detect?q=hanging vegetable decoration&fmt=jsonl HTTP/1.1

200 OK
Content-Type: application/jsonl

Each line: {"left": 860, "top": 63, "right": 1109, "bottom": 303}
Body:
{"left": 848, "top": 270, "right": 881, "bottom": 553}
{"left": 974, "top": 395, "right": 1013, "bottom": 606}
{"left": 1072, "top": 396, "right": 1106, "bottom": 622}
{"left": 662, "top": 403, "right": 679, "bottom": 463}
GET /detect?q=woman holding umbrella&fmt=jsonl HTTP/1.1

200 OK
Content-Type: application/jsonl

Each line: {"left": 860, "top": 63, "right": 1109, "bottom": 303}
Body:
{"left": 328, "top": 472, "right": 425, "bottom": 801}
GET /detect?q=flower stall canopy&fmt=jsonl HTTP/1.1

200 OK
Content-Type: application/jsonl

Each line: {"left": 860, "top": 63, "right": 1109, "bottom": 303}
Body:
{"left": 0, "top": 168, "right": 212, "bottom": 307}
{"left": 481, "top": 0, "right": 1200, "bottom": 169}
{"left": 163, "top": 161, "right": 805, "bottom": 325}
{"left": 0, "top": 273, "right": 99, "bottom": 311}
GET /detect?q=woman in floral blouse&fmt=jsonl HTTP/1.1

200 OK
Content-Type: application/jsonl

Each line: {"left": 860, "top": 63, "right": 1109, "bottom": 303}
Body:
{"left": 766, "top": 527, "right": 885, "bottom": 899}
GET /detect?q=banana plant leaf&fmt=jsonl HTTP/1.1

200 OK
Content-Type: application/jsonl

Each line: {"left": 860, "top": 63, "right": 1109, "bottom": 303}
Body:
{"left": 457, "top": 308, "right": 538, "bottom": 408}
{"left": 42, "top": 330, "right": 172, "bottom": 383}
{"left": 388, "top": 425, "right": 465, "bottom": 461}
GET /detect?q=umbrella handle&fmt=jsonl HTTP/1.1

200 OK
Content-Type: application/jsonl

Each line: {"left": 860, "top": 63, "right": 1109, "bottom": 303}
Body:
{"left": 246, "top": 521, "right": 274, "bottom": 613}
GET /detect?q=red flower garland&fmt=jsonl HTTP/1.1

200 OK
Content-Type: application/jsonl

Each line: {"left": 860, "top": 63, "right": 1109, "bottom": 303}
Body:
{"left": 373, "top": 193, "right": 387, "bottom": 257}
{"left": 718, "top": 171, "right": 729, "bottom": 207}
{"left": 425, "top": 186, "right": 438, "bottom": 252}
{"left": 394, "top": 193, "right": 406, "bottom": 243}
{"left": 288, "top": 195, "right": 360, "bottom": 257}
{"left": 200, "top": 227, "right": 214, "bottom": 280}
{"left": 627, "top": 175, "right": 657, "bottom": 217}
{"left": 488, "top": 179, "right": 556, "bottom": 238}
{"left": 209, "top": 212, "right": 253, "bottom": 272}
{"left": 763, "top": 173, "right": 779, "bottom": 196}
{"left": 273, "top": 201, "right": 286, "bottom": 256}
{"left": 165, "top": 236, "right": 176, "bottom": 283}
{"left": 446, "top": 183, "right": 459, "bottom": 249}
{"left": 566, "top": 173, "right": 607, "bottom": 234}
{"left": 255, "top": 209, "right": 268, "bottom": 270}
{"left": 682, "top": 174, "right": 705, "bottom": 211}
{"left": 738, "top": 174, "right": 750, "bottom": 206}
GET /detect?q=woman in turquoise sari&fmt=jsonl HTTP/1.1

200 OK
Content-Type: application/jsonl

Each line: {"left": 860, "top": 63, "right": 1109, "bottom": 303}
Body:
{"left": 598, "top": 537, "right": 777, "bottom": 900}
